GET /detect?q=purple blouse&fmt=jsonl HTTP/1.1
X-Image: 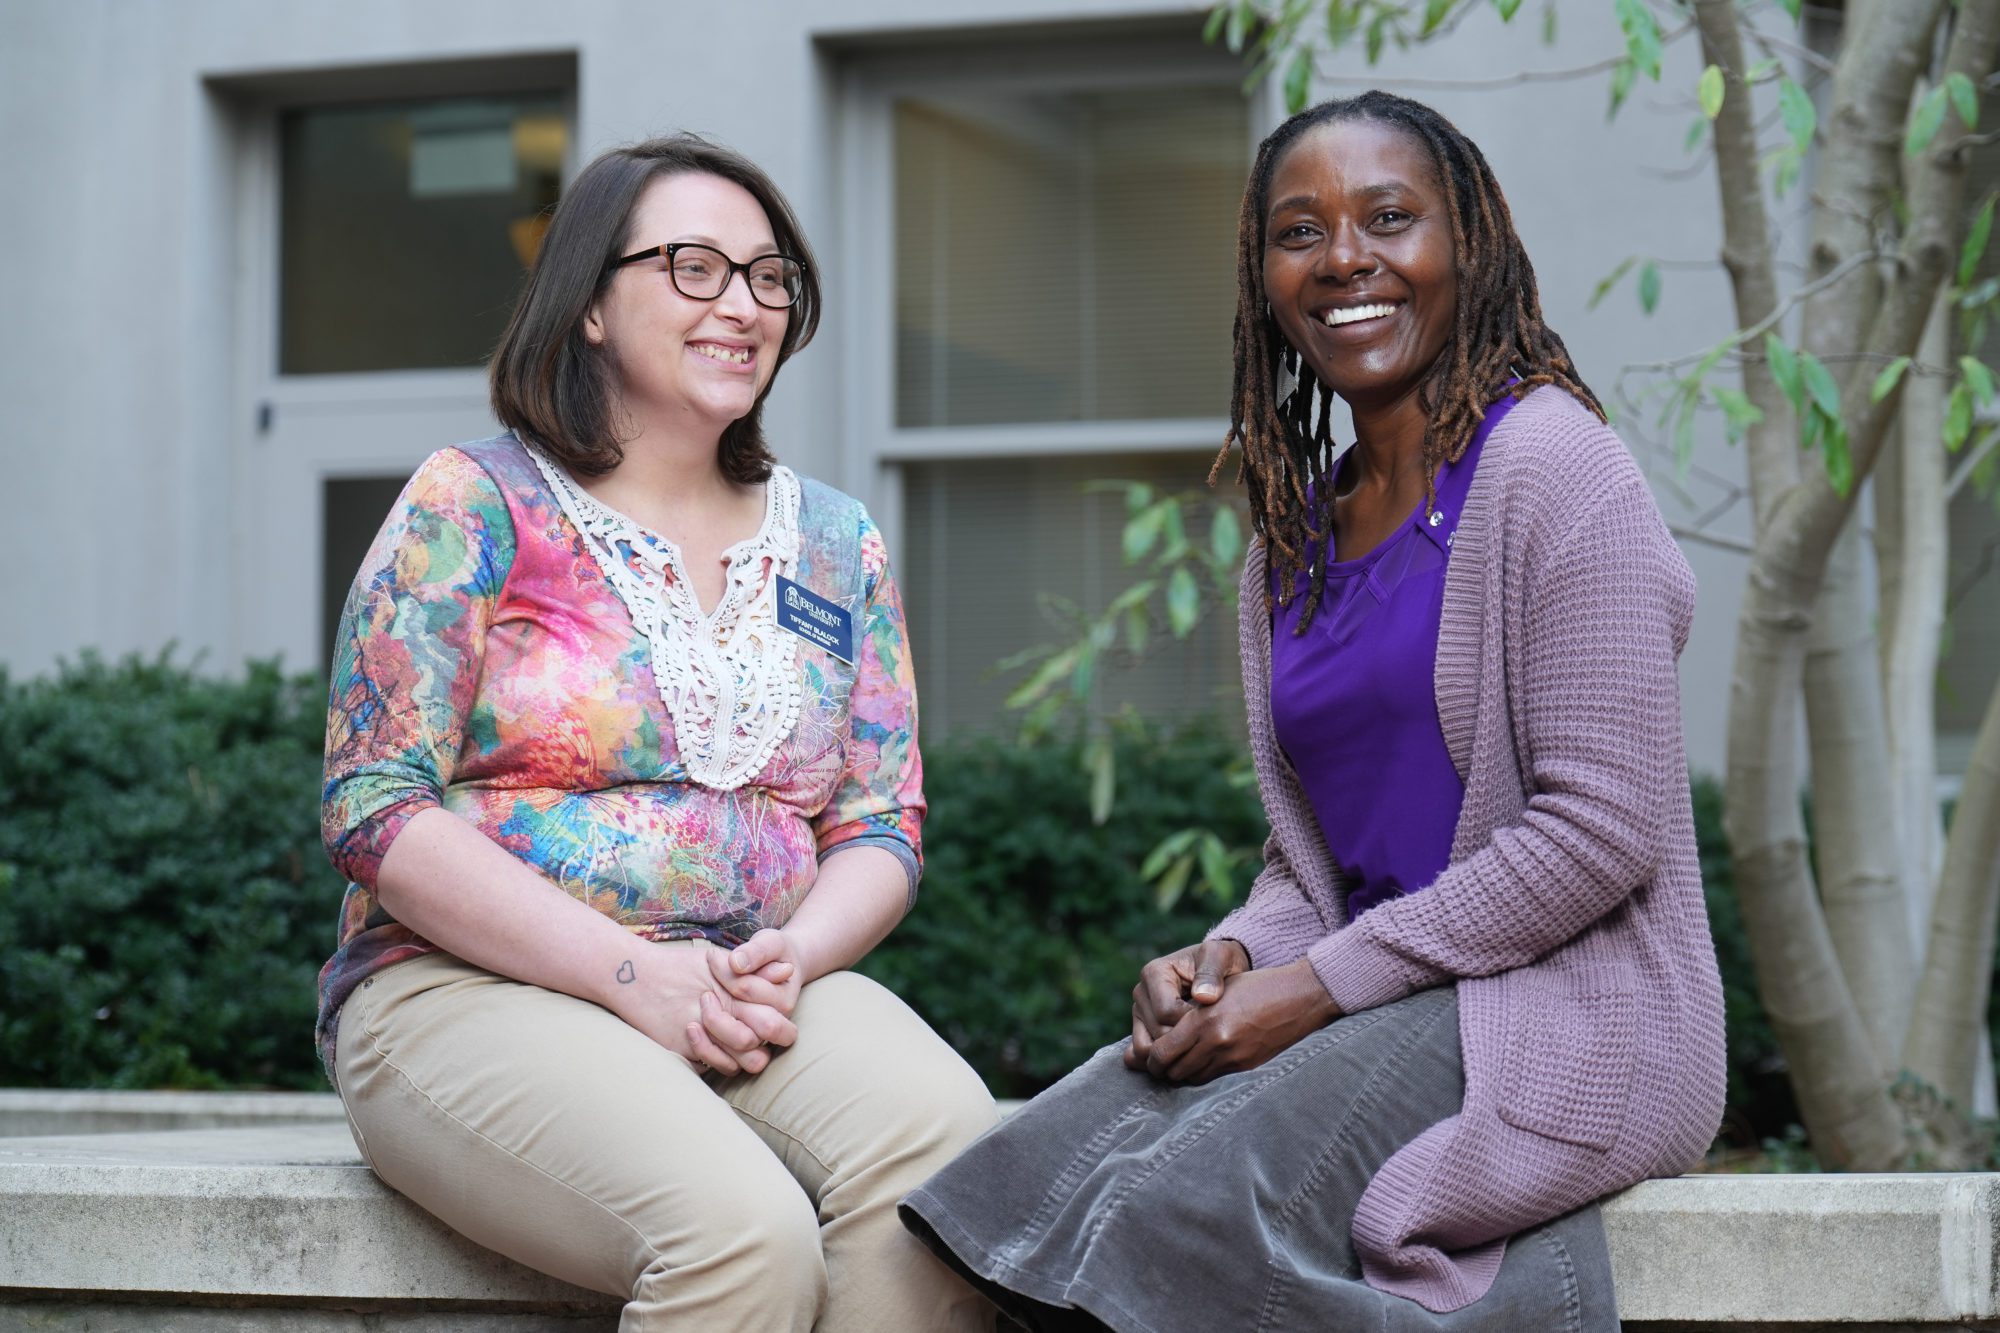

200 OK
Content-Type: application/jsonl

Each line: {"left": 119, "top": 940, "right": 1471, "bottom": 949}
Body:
{"left": 1269, "top": 395, "right": 1518, "bottom": 922}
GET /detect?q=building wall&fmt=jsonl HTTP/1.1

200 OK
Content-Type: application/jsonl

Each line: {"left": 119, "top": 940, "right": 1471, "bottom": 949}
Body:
{"left": 0, "top": 0, "right": 1750, "bottom": 774}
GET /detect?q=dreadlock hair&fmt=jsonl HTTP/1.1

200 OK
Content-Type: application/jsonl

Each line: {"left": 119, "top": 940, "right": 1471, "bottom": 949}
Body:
{"left": 1215, "top": 90, "right": 1603, "bottom": 632}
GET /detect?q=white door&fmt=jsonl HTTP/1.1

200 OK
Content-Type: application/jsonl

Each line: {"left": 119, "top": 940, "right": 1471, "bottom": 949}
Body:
{"left": 234, "top": 88, "right": 570, "bottom": 673}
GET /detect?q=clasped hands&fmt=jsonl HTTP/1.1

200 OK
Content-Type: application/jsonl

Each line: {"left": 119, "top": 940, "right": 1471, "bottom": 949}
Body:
{"left": 614, "top": 928, "right": 804, "bottom": 1077}
{"left": 1124, "top": 939, "right": 1343, "bottom": 1085}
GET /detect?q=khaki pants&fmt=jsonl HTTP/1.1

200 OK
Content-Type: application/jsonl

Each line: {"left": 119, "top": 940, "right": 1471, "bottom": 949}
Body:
{"left": 335, "top": 948, "right": 999, "bottom": 1332}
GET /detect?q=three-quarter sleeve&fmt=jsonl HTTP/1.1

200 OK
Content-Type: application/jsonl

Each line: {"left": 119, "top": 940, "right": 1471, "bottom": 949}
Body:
{"left": 320, "top": 448, "right": 516, "bottom": 889}
{"left": 812, "top": 514, "right": 925, "bottom": 907}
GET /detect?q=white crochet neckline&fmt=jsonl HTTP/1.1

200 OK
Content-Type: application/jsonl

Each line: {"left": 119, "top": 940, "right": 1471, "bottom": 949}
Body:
{"left": 527, "top": 445, "right": 804, "bottom": 791}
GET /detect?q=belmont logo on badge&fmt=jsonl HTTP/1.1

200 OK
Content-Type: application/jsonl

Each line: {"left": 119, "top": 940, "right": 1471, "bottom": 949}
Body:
{"left": 775, "top": 576, "right": 855, "bottom": 663}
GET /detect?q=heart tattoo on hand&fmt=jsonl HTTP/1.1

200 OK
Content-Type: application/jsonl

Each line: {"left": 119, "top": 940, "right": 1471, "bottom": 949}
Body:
{"left": 616, "top": 959, "right": 636, "bottom": 985}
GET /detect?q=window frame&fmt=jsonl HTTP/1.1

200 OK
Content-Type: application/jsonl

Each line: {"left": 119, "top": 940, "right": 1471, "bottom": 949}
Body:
{"left": 211, "top": 54, "right": 577, "bottom": 670}
{"left": 834, "top": 34, "right": 1280, "bottom": 555}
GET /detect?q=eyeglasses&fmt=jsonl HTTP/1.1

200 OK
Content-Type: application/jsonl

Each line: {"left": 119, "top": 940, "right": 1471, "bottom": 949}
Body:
{"left": 611, "top": 243, "right": 805, "bottom": 310}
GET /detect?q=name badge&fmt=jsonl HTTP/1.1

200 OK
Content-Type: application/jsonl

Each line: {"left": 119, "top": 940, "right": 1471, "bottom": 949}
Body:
{"left": 775, "top": 576, "right": 854, "bottom": 663}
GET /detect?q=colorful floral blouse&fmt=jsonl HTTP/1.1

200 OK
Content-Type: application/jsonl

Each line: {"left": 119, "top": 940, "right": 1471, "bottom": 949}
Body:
{"left": 315, "top": 434, "right": 924, "bottom": 1076}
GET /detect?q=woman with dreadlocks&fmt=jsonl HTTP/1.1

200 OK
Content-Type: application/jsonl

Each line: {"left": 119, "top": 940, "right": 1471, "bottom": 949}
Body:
{"left": 900, "top": 92, "right": 1726, "bottom": 1331}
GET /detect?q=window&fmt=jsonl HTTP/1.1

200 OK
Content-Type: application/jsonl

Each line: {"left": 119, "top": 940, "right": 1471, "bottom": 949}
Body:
{"left": 893, "top": 85, "right": 1245, "bottom": 428}
{"left": 902, "top": 452, "right": 1245, "bottom": 737}
{"left": 1940, "top": 485, "right": 2000, "bottom": 777}
{"left": 279, "top": 92, "right": 566, "bottom": 374}
{"left": 846, "top": 33, "right": 1259, "bottom": 738}
{"left": 215, "top": 55, "right": 574, "bottom": 673}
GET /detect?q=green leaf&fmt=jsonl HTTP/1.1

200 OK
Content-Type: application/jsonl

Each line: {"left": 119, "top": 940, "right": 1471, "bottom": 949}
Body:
{"left": 1327, "top": 0, "right": 1359, "bottom": 47}
{"left": 1711, "top": 386, "right": 1764, "bottom": 445}
{"left": 1699, "top": 64, "right": 1726, "bottom": 120}
{"left": 1105, "top": 579, "right": 1158, "bottom": 616}
{"left": 1541, "top": 0, "right": 1556, "bottom": 45}
{"left": 1493, "top": 0, "right": 1523, "bottom": 19}
{"left": 1799, "top": 405, "right": 1823, "bottom": 455}
{"left": 1086, "top": 735, "right": 1115, "bottom": 826}
{"left": 1198, "top": 834, "right": 1235, "bottom": 900}
{"left": 1908, "top": 85, "right": 1949, "bottom": 158}
{"left": 1948, "top": 71, "right": 1980, "bottom": 129}
{"left": 1225, "top": 0, "right": 1252, "bottom": 54}
{"left": 1423, "top": 0, "right": 1453, "bottom": 36}
{"left": 1003, "top": 647, "right": 1076, "bottom": 710}
{"left": 1122, "top": 505, "right": 1165, "bottom": 564}
{"left": 1944, "top": 383, "right": 1974, "bottom": 452}
{"left": 1608, "top": 57, "right": 1637, "bottom": 119}
{"left": 1773, "top": 148, "right": 1802, "bottom": 200}
{"left": 1366, "top": 12, "right": 1387, "bottom": 64}
{"left": 1870, "top": 356, "right": 1912, "bottom": 404}
{"left": 1766, "top": 334, "right": 1804, "bottom": 411}
{"left": 1202, "top": 3, "right": 1229, "bottom": 44}
{"left": 1960, "top": 195, "right": 1995, "bottom": 289}
{"left": 1961, "top": 275, "right": 2000, "bottom": 310}
{"left": 1799, "top": 350, "right": 1843, "bottom": 422}
{"left": 1615, "top": 0, "right": 1663, "bottom": 81}
{"left": 1123, "top": 604, "right": 1149, "bottom": 656}
{"left": 1588, "top": 256, "right": 1636, "bottom": 310}
{"left": 1778, "top": 77, "right": 1816, "bottom": 154}
{"left": 1746, "top": 58, "right": 1780, "bottom": 84}
{"left": 1166, "top": 566, "right": 1201, "bottom": 637}
{"left": 1961, "top": 355, "right": 1997, "bottom": 405}
{"left": 1210, "top": 505, "right": 1243, "bottom": 566}
{"left": 1153, "top": 854, "right": 1194, "bottom": 910}
{"left": 1821, "top": 419, "right": 1854, "bottom": 496}
{"left": 1778, "top": 0, "right": 1801, "bottom": 19}
{"left": 1638, "top": 260, "right": 1662, "bottom": 314}
{"left": 1684, "top": 116, "right": 1708, "bottom": 153}
{"left": 1158, "top": 500, "right": 1188, "bottom": 562}
{"left": 1283, "top": 45, "right": 1313, "bottom": 115}
{"left": 1140, "top": 828, "right": 1200, "bottom": 882}
{"left": 1070, "top": 642, "right": 1096, "bottom": 701}
{"left": 1673, "top": 391, "right": 1698, "bottom": 471}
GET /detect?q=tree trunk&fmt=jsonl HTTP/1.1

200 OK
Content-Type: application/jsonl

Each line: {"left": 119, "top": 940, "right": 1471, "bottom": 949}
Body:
{"left": 1715, "top": 0, "right": 1999, "bottom": 1169}
{"left": 1726, "top": 568, "right": 1906, "bottom": 1165}
{"left": 1805, "top": 522, "right": 1915, "bottom": 1065}
{"left": 1881, "top": 295, "right": 1951, "bottom": 938}
{"left": 1906, "top": 678, "right": 2000, "bottom": 1110}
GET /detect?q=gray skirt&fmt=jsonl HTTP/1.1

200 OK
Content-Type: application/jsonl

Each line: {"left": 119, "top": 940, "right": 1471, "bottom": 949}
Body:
{"left": 900, "top": 987, "right": 1616, "bottom": 1332}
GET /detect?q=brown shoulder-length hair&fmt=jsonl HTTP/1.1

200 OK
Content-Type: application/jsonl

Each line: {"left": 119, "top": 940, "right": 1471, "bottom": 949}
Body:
{"left": 489, "top": 132, "right": 822, "bottom": 482}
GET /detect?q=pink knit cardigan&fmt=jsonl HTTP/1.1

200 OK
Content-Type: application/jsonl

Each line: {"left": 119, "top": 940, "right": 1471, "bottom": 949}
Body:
{"left": 1210, "top": 386, "right": 1727, "bottom": 1312}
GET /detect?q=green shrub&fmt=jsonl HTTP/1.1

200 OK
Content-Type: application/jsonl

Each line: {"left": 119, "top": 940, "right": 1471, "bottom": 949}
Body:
{"left": 0, "top": 650, "right": 1814, "bottom": 1137}
{"left": 1689, "top": 775, "right": 1790, "bottom": 1140}
{"left": 861, "top": 722, "right": 1268, "bottom": 1098}
{"left": 0, "top": 652, "right": 339, "bottom": 1089}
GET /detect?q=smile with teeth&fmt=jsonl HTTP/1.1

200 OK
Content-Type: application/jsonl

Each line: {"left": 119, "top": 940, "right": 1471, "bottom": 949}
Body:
{"left": 1324, "top": 302, "right": 1401, "bottom": 328}
{"left": 691, "top": 342, "right": 753, "bottom": 365}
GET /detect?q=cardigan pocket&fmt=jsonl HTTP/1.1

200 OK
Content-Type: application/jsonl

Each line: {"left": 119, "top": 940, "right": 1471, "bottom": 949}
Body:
{"left": 1497, "top": 964, "right": 1637, "bottom": 1152}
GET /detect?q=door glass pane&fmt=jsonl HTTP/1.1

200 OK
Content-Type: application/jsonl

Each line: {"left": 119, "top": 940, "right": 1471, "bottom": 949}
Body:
{"left": 281, "top": 93, "right": 566, "bottom": 374}
{"left": 322, "top": 474, "right": 417, "bottom": 669}
{"left": 1940, "top": 484, "right": 2000, "bottom": 773}
{"left": 901, "top": 453, "right": 1245, "bottom": 736}
{"left": 894, "top": 85, "right": 1247, "bottom": 427}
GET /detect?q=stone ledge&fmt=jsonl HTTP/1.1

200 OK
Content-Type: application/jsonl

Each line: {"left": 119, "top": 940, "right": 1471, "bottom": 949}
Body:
{"left": 0, "top": 1088, "right": 343, "bottom": 1138}
{"left": 4, "top": 1124, "right": 1998, "bottom": 1327}
{"left": 0, "top": 1125, "right": 614, "bottom": 1312}
{"left": 1603, "top": 1172, "right": 2000, "bottom": 1327}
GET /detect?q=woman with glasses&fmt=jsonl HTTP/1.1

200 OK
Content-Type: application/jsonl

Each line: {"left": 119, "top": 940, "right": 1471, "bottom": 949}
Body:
{"left": 316, "top": 133, "right": 996, "bottom": 1332}
{"left": 902, "top": 92, "right": 1724, "bottom": 1331}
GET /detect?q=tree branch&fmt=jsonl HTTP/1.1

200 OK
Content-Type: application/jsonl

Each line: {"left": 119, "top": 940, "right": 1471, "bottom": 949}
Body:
{"left": 1947, "top": 427, "right": 2000, "bottom": 501}
{"left": 1787, "top": 0, "right": 2000, "bottom": 572}
{"left": 1696, "top": 0, "right": 1800, "bottom": 521}
{"left": 1312, "top": 24, "right": 1693, "bottom": 90}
